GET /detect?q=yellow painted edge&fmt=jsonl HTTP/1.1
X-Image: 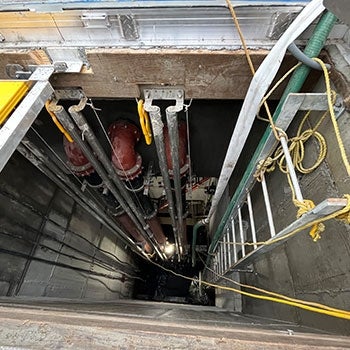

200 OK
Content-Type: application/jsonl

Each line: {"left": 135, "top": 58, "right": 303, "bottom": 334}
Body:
{"left": 0, "top": 81, "right": 31, "bottom": 125}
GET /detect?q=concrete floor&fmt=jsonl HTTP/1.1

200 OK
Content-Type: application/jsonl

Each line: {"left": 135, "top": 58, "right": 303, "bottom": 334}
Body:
{"left": 0, "top": 298, "right": 349, "bottom": 349}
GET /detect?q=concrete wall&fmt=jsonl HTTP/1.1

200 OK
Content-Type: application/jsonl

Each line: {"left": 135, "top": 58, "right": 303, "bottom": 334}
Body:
{"left": 0, "top": 152, "right": 135, "bottom": 300}
{"left": 239, "top": 46, "right": 350, "bottom": 335}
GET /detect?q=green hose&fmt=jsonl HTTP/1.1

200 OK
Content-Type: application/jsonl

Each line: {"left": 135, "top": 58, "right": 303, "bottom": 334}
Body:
{"left": 207, "top": 10, "right": 338, "bottom": 261}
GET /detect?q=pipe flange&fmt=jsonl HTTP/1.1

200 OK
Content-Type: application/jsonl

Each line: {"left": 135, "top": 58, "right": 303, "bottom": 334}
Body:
{"left": 114, "top": 154, "right": 142, "bottom": 180}
{"left": 66, "top": 160, "right": 95, "bottom": 177}
{"left": 168, "top": 161, "right": 189, "bottom": 178}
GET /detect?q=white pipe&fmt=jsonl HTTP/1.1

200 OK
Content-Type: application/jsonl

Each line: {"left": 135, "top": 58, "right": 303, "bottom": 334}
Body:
{"left": 208, "top": 0, "right": 325, "bottom": 221}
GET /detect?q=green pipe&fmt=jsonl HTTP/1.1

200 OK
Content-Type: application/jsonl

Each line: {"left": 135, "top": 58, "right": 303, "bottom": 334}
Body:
{"left": 207, "top": 11, "right": 337, "bottom": 261}
{"left": 192, "top": 219, "right": 208, "bottom": 267}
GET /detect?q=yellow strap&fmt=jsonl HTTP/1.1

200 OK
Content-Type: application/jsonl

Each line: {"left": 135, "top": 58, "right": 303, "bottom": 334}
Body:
{"left": 137, "top": 99, "right": 152, "bottom": 145}
{"left": 45, "top": 101, "right": 73, "bottom": 143}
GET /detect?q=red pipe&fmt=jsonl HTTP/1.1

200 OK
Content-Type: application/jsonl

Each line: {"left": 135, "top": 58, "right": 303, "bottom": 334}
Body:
{"left": 63, "top": 136, "right": 94, "bottom": 176}
{"left": 108, "top": 121, "right": 142, "bottom": 180}
{"left": 117, "top": 213, "right": 153, "bottom": 253}
{"left": 147, "top": 215, "right": 167, "bottom": 245}
{"left": 63, "top": 135, "right": 152, "bottom": 253}
{"left": 109, "top": 120, "right": 167, "bottom": 247}
{"left": 164, "top": 121, "right": 188, "bottom": 176}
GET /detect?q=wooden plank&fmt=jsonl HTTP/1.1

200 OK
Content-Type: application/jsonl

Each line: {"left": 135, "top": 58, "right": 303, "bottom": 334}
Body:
{"left": 0, "top": 48, "right": 307, "bottom": 99}
{"left": 53, "top": 49, "right": 293, "bottom": 99}
{"left": 0, "top": 48, "right": 324, "bottom": 99}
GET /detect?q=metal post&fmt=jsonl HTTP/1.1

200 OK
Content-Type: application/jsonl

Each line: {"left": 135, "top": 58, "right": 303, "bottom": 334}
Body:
{"left": 247, "top": 191, "right": 257, "bottom": 250}
{"left": 166, "top": 106, "right": 186, "bottom": 251}
{"left": 148, "top": 106, "right": 181, "bottom": 257}
{"left": 238, "top": 207, "right": 246, "bottom": 258}
{"left": 227, "top": 227, "right": 232, "bottom": 268}
{"left": 280, "top": 135, "right": 304, "bottom": 202}
{"left": 223, "top": 235, "right": 228, "bottom": 273}
{"left": 261, "top": 174, "right": 276, "bottom": 237}
{"left": 231, "top": 217, "right": 238, "bottom": 263}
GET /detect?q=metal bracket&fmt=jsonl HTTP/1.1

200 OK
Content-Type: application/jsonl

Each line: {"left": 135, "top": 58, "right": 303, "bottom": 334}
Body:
{"left": 46, "top": 48, "right": 85, "bottom": 73}
{"left": 6, "top": 52, "right": 84, "bottom": 80}
{"left": 143, "top": 88, "right": 184, "bottom": 113}
{"left": 54, "top": 88, "right": 86, "bottom": 101}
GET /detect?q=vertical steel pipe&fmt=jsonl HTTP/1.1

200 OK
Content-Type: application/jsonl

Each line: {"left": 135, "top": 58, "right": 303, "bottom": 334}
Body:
{"left": 165, "top": 108, "right": 187, "bottom": 252}
{"left": 148, "top": 105, "right": 181, "bottom": 257}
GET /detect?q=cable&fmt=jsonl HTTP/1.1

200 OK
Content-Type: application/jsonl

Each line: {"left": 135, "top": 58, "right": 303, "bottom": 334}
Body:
{"left": 0, "top": 228, "right": 137, "bottom": 279}
{"left": 0, "top": 188, "right": 134, "bottom": 269}
{"left": 137, "top": 99, "right": 152, "bottom": 145}
{"left": 0, "top": 247, "right": 128, "bottom": 282}
{"left": 141, "top": 254, "right": 350, "bottom": 320}
{"left": 198, "top": 254, "right": 350, "bottom": 317}
{"left": 30, "top": 126, "right": 104, "bottom": 208}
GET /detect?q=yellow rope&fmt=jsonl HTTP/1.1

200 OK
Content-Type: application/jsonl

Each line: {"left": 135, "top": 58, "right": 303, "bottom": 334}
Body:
{"left": 198, "top": 255, "right": 350, "bottom": 318}
{"left": 146, "top": 253, "right": 350, "bottom": 320}
{"left": 225, "top": 0, "right": 281, "bottom": 140}
{"left": 137, "top": 99, "right": 152, "bottom": 145}
{"left": 45, "top": 101, "right": 73, "bottom": 143}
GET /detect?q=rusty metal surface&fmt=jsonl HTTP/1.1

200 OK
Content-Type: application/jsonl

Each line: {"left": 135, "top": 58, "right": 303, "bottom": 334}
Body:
{"left": 0, "top": 298, "right": 349, "bottom": 349}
